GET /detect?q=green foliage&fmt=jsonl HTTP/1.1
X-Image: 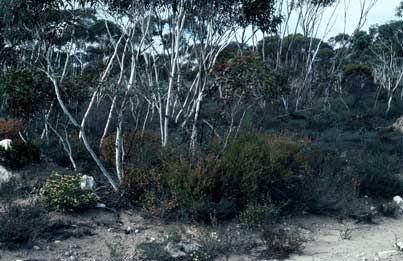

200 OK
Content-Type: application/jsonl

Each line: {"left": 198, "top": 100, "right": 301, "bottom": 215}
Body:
{"left": 0, "top": 201, "right": 48, "bottom": 249}
{"left": 101, "top": 130, "right": 162, "bottom": 170}
{"left": 138, "top": 242, "right": 172, "bottom": 261}
{"left": 259, "top": 225, "right": 304, "bottom": 259}
{"left": 216, "top": 133, "right": 314, "bottom": 210}
{"left": 39, "top": 173, "right": 97, "bottom": 212}
{"left": 122, "top": 133, "right": 314, "bottom": 222}
{"left": 346, "top": 152, "right": 403, "bottom": 199}
{"left": 0, "top": 140, "right": 40, "bottom": 170}
{"left": 239, "top": 203, "right": 280, "bottom": 230}
{"left": 0, "top": 178, "right": 25, "bottom": 203}
{"left": 0, "top": 69, "right": 52, "bottom": 118}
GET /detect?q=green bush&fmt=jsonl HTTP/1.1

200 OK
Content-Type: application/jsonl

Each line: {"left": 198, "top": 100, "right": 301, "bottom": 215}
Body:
{"left": 0, "top": 69, "right": 52, "bottom": 119}
{"left": 346, "top": 152, "right": 403, "bottom": 199}
{"left": 239, "top": 203, "right": 280, "bottom": 229}
{"left": 0, "top": 139, "right": 40, "bottom": 170}
{"left": 260, "top": 225, "right": 304, "bottom": 259}
{"left": 216, "top": 133, "right": 314, "bottom": 211}
{"left": 101, "top": 131, "right": 162, "bottom": 170}
{"left": 0, "top": 201, "right": 48, "bottom": 249}
{"left": 39, "top": 173, "right": 98, "bottom": 212}
{"left": 121, "top": 132, "right": 315, "bottom": 222}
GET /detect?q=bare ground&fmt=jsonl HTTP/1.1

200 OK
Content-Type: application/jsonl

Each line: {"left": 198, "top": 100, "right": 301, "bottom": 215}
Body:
{"left": 2, "top": 210, "right": 403, "bottom": 261}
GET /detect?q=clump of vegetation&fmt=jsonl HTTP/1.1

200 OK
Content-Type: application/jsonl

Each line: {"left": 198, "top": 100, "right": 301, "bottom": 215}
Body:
{"left": 346, "top": 152, "right": 403, "bottom": 199}
{"left": 121, "top": 132, "right": 314, "bottom": 222}
{"left": 39, "top": 173, "right": 98, "bottom": 212}
{"left": 0, "top": 118, "right": 24, "bottom": 138}
{"left": 259, "top": 225, "right": 305, "bottom": 259}
{"left": 0, "top": 177, "right": 26, "bottom": 203}
{"left": 0, "top": 139, "right": 40, "bottom": 170}
{"left": 138, "top": 242, "right": 172, "bottom": 261}
{"left": 0, "top": 201, "right": 48, "bottom": 249}
{"left": 239, "top": 203, "right": 280, "bottom": 229}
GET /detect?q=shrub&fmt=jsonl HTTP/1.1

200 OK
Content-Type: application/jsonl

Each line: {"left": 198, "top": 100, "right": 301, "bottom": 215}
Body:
{"left": 260, "top": 225, "right": 304, "bottom": 259}
{"left": 239, "top": 203, "right": 280, "bottom": 230}
{"left": 121, "top": 132, "right": 315, "bottom": 222}
{"left": 0, "top": 201, "right": 48, "bottom": 249}
{"left": 0, "top": 118, "right": 24, "bottom": 138}
{"left": 0, "top": 69, "right": 53, "bottom": 119}
{"left": 0, "top": 177, "right": 25, "bottom": 203}
{"left": 346, "top": 152, "right": 403, "bottom": 199}
{"left": 39, "top": 173, "right": 98, "bottom": 212}
{"left": 216, "top": 132, "right": 314, "bottom": 212}
{"left": 0, "top": 139, "right": 40, "bottom": 170}
{"left": 101, "top": 130, "right": 162, "bottom": 170}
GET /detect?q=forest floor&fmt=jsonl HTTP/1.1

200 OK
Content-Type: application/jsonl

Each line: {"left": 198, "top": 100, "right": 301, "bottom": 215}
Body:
{"left": 2, "top": 209, "right": 403, "bottom": 261}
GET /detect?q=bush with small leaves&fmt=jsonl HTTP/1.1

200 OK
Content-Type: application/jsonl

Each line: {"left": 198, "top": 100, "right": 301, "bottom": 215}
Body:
{"left": 39, "top": 173, "right": 98, "bottom": 212}
{"left": 0, "top": 139, "right": 40, "bottom": 170}
{"left": 239, "top": 203, "right": 280, "bottom": 230}
{"left": 0, "top": 201, "right": 48, "bottom": 249}
{"left": 260, "top": 225, "right": 304, "bottom": 259}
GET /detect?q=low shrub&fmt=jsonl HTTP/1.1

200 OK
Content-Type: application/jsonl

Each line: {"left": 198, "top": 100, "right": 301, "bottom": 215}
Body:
{"left": 101, "top": 130, "right": 162, "bottom": 170}
{"left": 346, "top": 152, "right": 403, "bottom": 199}
{"left": 0, "top": 201, "right": 48, "bottom": 249}
{"left": 39, "top": 173, "right": 98, "bottom": 212}
{"left": 259, "top": 225, "right": 304, "bottom": 259}
{"left": 121, "top": 132, "right": 315, "bottom": 222}
{"left": 239, "top": 203, "right": 280, "bottom": 230}
{"left": 0, "top": 177, "right": 25, "bottom": 203}
{"left": 0, "top": 139, "right": 40, "bottom": 170}
{"left": 0, "top": 118, "right": 24, "bottom": 138}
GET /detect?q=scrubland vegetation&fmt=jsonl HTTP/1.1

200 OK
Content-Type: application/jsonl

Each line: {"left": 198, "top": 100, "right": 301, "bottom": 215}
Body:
{"left": 2, "top": 0, "right": 403, "bottom": 260}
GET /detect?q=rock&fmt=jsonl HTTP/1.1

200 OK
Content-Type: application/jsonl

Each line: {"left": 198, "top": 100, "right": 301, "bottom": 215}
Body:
{"left": 393, "top": 196, "right": 403, "bottom": 209}
{"left": 375, "top": 250, "right": 399, "bottom": 260}
{"left": 396, "top": 241, "right": 403, "bottom": 251}
{"left": 95, "top": 203, "right": 106, "bottom": 208}
{"left": 178, "top": 242, "right": 201, "bottom": 253}
{"left": 0, "top": 139, "right": 12, "bottom": 151}
{"left": 164, "top": 242, "right": 187, "bottom": 258}
{"left": 125, "top": 226, "right": 133, "bottom": 234}
{"left": 33, "top": 245, "right": 41, "bottom": 251}
{"left": 393, "top": 116, "right": 403, "bottom": 133}
{"left": 0, "top": 165, "right": 12, "bottom": 185}
{"left": 80, "top": 175, "right": 95, "bottom": 191}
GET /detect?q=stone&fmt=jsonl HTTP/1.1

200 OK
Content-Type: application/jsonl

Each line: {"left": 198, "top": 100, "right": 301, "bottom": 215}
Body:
{"left": 80, "top": 175, "right": 95, "bottom": 191}
{"left": 164, "top": 242, "right": 187, "bottom": 258}
{"left": 393, "top": 196, "right": 403, "bottom": 209}
{"left": 396, "top": 241, "right": 403, "bottom": 251}
{"left": 0, "top": 139, "right": 12, "bottom": 151}
{"left": 33, "top": 245, "right": 41, "bottom": 251}
{"left": 178, "top": 242, "right": 201, "bottom": 253}
{"left": 375, "top": 250, "right": 399, "bottom": 260}
{"left": 125, "top": 226, "right": 133, "bottom": 234}
{"left": 95, "top": 203, "right": 106, "bottom": 208}
{"left": 0, "top": 165, "right": 12, "bottom": 185}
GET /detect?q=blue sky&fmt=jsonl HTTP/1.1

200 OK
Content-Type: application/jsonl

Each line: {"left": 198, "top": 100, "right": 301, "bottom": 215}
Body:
{"left": 325, "top": 0, "right": 401, "bottom": 36}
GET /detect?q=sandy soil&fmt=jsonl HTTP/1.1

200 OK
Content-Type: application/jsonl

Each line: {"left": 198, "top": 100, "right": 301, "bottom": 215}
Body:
{"left": 2, "top": 209, "right": 403, "bottom": 261}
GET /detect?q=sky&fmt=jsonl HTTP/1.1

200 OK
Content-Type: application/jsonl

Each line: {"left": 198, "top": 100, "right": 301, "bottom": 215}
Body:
{"left": 322, "top": 0, "right": 401, "bottom": 37}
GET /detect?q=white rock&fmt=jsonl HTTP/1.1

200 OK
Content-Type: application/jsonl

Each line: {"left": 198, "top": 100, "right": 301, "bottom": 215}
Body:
{"left": 33, "top": 245, "right": 41, "bottom": 251}
{"left": 95, "top": 203, "right": 106, "bottom": 208}
{"left": 396, "top": 241, "right": 403, "bottom": 251}
{"left": 393, "top": 196, "right": 403, "bottom": 209}
{"left": 375, "top": 250, "right": 399, "bottom": 260}
{"left": 80, "top": 175, "right": 95, "bottom": 191}
{"left": 0, "top": 139, "right": 12, "bottom": 151}
{"left": 164, "top": 242, "right": 187, "bottom": 258}
{"left": 0, "top": 165, "right": 12, "bottom": 185}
